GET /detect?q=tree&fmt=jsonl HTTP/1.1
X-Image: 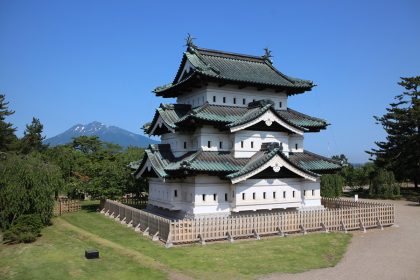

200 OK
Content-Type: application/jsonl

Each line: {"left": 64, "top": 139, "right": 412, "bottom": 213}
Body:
{"left": 72, "top": 136, "right": 102, "bottom": 154}
{"left": 332, "top": 154, "right": 349, "bottom": 166}
{"left": 0, "top": 94, "right": 18, "bottom": 152}
{"left": 368, "top": 76, "right": 420, "bottom": 188}
{"left": 369, "top": 169, "right": 400, "bottom": 198}
{"left": 20, "top": 117, "right": 47, "bottom": 154}
{"left": 320, "top": 174, "right": 344, "bottom": 198}
{"left": 0, "top": 153, "right": 63, "bottom": 230}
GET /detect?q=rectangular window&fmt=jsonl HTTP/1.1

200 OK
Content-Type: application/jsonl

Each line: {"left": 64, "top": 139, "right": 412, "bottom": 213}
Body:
{"left": 183, "top": 141, "right": 187, "bottom": 149}
{"left": 312, "top": 190, "right": 315, "bottom": 196}
{"left": 293, "top": 191, "right": 295, "bottom": 198}
{"left": 295, "top": 143, "right": 298, "bottom": 150}
{"left": 174, "top": 190, "right": 178, "bottom": 197}
{"left": 303, "top": 190, "right": 306, "bottom": 196}
{"left": 243, "top": 98, "right": 246, "bottom": 105}
{"left": 253, "top": 192, "right": 256, "bottom": 200}
{"left": 242, "top": 193, "right": 245, "bottom": 200}
{"left": 202, "top": 194, "right": 206, "bottom": 201}
{"left": 208, "top": 141, "right": 211, "bottom": 148}
{"left": 273, "top": 191, "right": 276, "bottom": 199}
{"left": 213, "top": 193, "right": 217, "bottom": 201}
{"left": 213, "top": 96, "right": 216, "bottom": 102}
{"left": 251, "top": 141, "right": 254, "bottom": 148}
{"left": 283, "top": 191, "right": 286, "bottom": 198}
{"left": 263, "top": 192, "right": 266, "bottom": 199}
{"left": 241, "top": 141, "right": 244, "bottom": 148}
{"left": 225, "top": 193, "right": 228, "bottom": 201}
{"left": 279, "top": 101, "right": 282, "bottom": 108}
{"left": 233, "top": 97, "right": 236, "bottom": 104}
{"left": 223, "top": 97, "right": 226, "bottom": 103}
{"left": 219, "top": 141, "right": 223, "bottom": 149}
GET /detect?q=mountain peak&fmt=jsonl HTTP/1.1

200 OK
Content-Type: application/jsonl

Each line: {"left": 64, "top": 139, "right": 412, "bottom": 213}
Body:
{"left": 45, "top": 121, "right": 158, "bottom": 147}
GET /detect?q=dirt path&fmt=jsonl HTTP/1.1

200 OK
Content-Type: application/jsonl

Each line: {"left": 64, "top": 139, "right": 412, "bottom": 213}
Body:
{"left": 55, "top": 219, "right": 193, "bottom": 280}
{"left": 261, "top": 199, "right": 420, "bottom": 280}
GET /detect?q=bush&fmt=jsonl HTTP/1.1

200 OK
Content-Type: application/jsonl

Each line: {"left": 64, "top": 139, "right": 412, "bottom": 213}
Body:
{"left": 321, "top": 174, "right": 344, "bottom": 198}
{"left": 369, "top": 169, "right": 400, "bottom": 198}
{"left": 3, "top": 214, "right": 43, "bottom": 243}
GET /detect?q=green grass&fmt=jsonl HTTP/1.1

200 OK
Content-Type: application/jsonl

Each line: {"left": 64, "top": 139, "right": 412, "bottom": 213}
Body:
{"left": 0, "top": 201, "right": 351, "bottom": 280}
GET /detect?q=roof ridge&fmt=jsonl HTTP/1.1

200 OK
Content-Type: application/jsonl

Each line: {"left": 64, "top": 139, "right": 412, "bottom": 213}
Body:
{"left": 195, "top": 47, "right": 265, "bottom": 62}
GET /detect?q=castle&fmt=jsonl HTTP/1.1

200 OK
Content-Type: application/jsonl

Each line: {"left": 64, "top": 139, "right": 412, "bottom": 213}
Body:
{"left": 135, "top": 37, "right": 341, "bottom": 218}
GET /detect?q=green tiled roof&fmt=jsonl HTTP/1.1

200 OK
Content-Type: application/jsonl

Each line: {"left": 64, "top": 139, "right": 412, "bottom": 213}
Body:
{"left": 134, "top": 144, "right": 341, "bottom": 179}
{"left": 154, "top": 46, "right": 314, "bottom": 96}
{"left": 145, "top": 102, "right": 327, "bottom": 135}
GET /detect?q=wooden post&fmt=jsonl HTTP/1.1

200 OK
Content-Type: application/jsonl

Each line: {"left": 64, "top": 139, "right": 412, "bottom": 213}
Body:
{"left": 152, "top": 231, "right": 159, "bottom": 241}
{"left": 134, "top": 224, "right": 141, "bottom": 232}
{"left": 359, "top": 219, "right": 366, "bottom": 233}
{"left": 127, "top": 220, "right": 133, "bottom": 228}
{"left": 299, "top": 224, "right": 307, "bottom": 235}
{"left": 252, "top": 229, "right": 260, "bottom": 240}
{"left": 341, "top": 221, "right": 348, "bottom": 233}
{"left": 120, "top": 217, "right": 127, "bottom": 224}
{"left": 320, "top": 222, "right": 329, "bottom": 233}
{"left": 226, "top": 232, "right": 234, "bottom": 243}
{"left": 198, "top": 234, "right": 206, "bottom": 245}
{"left": 376, "top": 217, "right": 383, "bottom": 230}
{"left": 143, "top": 227, "right": 149, "bottom": 236}
{"left": 276, "top": 227, "right": 285, "bottom": 237}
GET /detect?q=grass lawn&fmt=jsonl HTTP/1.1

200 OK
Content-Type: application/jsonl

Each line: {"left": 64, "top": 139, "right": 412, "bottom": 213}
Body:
{"left": 0, "top": 202, "right": 351, "bottom": 280}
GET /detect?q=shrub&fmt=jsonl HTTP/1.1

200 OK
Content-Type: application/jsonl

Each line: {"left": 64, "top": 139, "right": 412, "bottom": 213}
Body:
{"left": 3, "top": 214, "right": 43, "bottom": 243}
{"left": 321, "top": 174, "right": 345, "bottom": 198}
{"left": 369, "top": 169, "right": 400, "bottom": 198}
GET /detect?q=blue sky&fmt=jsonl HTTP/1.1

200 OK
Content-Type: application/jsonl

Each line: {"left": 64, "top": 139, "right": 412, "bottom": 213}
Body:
{"left": 1, "top": 0, "right": 419, "bottom": 163}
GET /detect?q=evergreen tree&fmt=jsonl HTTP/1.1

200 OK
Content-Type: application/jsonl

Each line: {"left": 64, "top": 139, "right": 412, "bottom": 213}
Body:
{"left": 20, "top": 117, "right": 47, "bottom": 154}
{"left": 0, "top": 94, "right": 18, "bottom": 152}
{"left": 368, "top": 76, "right": 420, "bottom": 188}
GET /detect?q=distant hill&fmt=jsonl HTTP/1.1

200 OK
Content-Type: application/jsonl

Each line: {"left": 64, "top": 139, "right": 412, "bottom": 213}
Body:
{"left": 44, "top": 121, "right": 158, "bottom": 148}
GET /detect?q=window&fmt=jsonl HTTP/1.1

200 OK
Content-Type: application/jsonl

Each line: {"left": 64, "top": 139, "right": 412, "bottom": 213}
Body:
{"left": 233, "top": 97, "right": 236, "bottom": 104}
{"left": 273, "top": 191, "right": 276, "bottom": 199}
{"left": 263, "top": 192, "right": 266, "bottom": 199}
{"left": 251, "top": 141, "right": 254, "bottom": 148}
{"left": 225, "top": 193, "right": 228, "bottom": 201}
{"left": 174, "top": 190, "right": 178, "bottom": 197}
{"left": 283, "top": 191, "right": 286, "bottom": 198}
{"left": 202, "top": 194, "right": 206, "bottom": 201}
{"left": 312, "top": 190, "right": 315, "bottom": 196}
{"left": 243, "top": 98, "right": 246, "bottom": 105}
{"left": 213, "top": 96, "right": 216, "bottom": 102}
{"left": 293, "top": 191, "right": 295, "bottom": 198}
{"left": 303, "top": 190, "right": 306, "bottom": 196}
{"left": 223, "top": 97, "right": 226, "bottom": 103}
{"left": 213, "top": 193, "right": 217, "bottom": 201}
{"left": 219, "top": 141, "right": 223, "bottom": 149}
{"left": 279, "top": 101, "right": 282, "bottom": 108}
{"left": 241, "top": 141, "right": 244, "bottom": 148}
{"left": 183, "top": 141, "right": 187, "bottom": 149}
{"left": 242, "top": 193, "right": 245, "bottom": 200}
{"left": 253, "top": 99, "right": 256, "bottom": 102}
{"left": 208, "top": 141, "right": 211, "bottom": 148}
{"left": 295, "top": 143, "right": 298, "bottom": 150}
{"left": 253, "top": 192, "right": 256, "bottom": 200}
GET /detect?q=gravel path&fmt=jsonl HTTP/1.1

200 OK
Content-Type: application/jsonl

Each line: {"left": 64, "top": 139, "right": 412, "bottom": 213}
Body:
{"left": 261, "top": 199, "right": 420, "bottom": 280}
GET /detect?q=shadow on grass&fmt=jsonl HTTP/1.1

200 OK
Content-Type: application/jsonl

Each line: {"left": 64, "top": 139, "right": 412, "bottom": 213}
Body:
{"left": 81, "top": 200, "right": 100, "bottom": 213}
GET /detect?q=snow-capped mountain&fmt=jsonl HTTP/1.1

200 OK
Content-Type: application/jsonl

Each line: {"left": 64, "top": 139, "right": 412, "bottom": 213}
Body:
{"left": 44, "top": 121, "right": 158, "bottom": 147}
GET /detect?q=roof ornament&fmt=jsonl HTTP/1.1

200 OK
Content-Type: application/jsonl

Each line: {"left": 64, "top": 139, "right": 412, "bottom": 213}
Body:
{"left": 262, "top": 47, "right": 273, "bottom": 63}
{"left": 185, "top": 33, "right": 197, "bottom": 50}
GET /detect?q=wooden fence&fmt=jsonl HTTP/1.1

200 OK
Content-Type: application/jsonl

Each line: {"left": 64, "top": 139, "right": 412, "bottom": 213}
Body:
{"left": 54, "top": 199, "right": 81, "bottom": 215}
{"left": 118, "top": 197, "right": 148, "bottom": 209}
{"left": 101, "top": 198, "right": 395, "bottom": 247}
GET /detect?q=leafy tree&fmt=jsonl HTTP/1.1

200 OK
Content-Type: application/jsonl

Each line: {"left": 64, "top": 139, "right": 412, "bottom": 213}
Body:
{"left": 332, "top": 154, "right": 349, "bottom": 165}
{"left": 368, "top": 76, "right": 420, "bottom": 188}
{"left": 320, "top": 174, "right": 344, "bottom": 198}
{"left": 0, "top": 94, "right": 18, "bottom": 152}
{"left": 0, "top": 153, "right": 63, "bottom": 229}
{"left": 369, "top": 169, "right": 400, "bottom": 198}
{"left": 20, "top": 117, "right": 47, "bottom": 154}
{"left": 72, "top": 136, "right": 102, "bottom": 154}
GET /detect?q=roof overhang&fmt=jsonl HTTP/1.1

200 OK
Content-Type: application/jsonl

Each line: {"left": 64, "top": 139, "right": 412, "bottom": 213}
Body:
{"left": 148, "top": 115, "right": 175, "bottom": 136}
{"left": 229, "top": 109, "right": 304, "bottom": 135}
{"left": 229, "top": 153, "right": 318, "bottom": 184}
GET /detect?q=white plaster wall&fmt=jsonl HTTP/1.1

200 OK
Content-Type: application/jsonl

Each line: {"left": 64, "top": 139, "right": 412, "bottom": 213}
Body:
{"left": 176, "top": 84, "right": 288, "bottom": 110}
{"left": 289, "top": 135, "right": 304, "bottom": 152}
{"left": 233, "top": 130, "right": 290, "bottom": 158}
